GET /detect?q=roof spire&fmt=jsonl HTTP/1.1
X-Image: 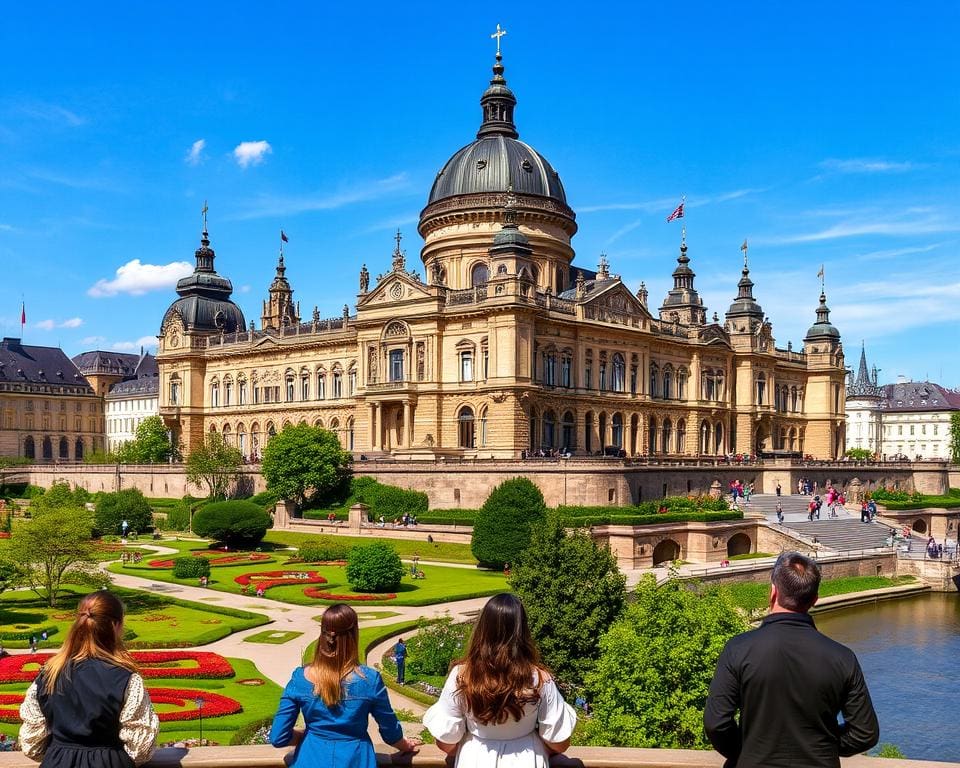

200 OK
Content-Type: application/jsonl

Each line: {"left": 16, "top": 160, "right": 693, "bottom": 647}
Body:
{"left": 194, "top": 201, "right": 215, "bottom": 273}
{"left": 477, "top": 35, "right": 518, "bottom": 140}
{"left": 392, "top": 229, "right": 406, "bottom": 271}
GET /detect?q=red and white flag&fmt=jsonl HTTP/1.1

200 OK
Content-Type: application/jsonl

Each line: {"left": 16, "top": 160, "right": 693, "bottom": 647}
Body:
{"left": 666, "top": 201, "right": 685, "bottom": 223}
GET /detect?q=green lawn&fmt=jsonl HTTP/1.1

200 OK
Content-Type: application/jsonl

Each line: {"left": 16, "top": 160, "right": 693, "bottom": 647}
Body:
{"left": 243, "top": 630, "right": 303, "bottom": 645}
{"left": 264, "top": 530, "right": 477, "bottom": 564}
{"left": 0, "top": 657, "right": 282, "bottom": 745}
{"left": 720, "top": 575, "right": 918, "bottom": 615}
{"left": 111, "top": 547, "right": 508, "bottom": 607}
{"left": 0, "top": 587, "right": 268, "bottom": 649}
{"left": 356, "top": 610, "right": 402, "bottom": 621}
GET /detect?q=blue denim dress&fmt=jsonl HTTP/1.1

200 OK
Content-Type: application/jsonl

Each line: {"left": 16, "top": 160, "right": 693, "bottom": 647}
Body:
{"left": 270, "top": 665, "right": 402, "bottom": 768}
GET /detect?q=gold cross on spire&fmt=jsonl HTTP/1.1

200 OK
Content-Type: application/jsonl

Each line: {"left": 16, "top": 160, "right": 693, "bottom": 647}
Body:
{"left": 491, "top": 23, "right": 507, "bottom": 55}
{"left": 202, "top": 200, "right": 209, "bottom": 232}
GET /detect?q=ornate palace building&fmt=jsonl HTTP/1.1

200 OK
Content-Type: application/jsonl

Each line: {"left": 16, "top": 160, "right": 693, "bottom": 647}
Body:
{"left": 157, "top": 53, "right": 848, "bottom": 461}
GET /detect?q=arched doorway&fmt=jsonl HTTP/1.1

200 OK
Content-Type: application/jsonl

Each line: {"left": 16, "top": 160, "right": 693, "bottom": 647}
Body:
{"left": 74, "top": 438, "right": 84, "bottom": 461}
{"left": 912, "top": 519, "right": 927, "bottom": 534}
{"left": 653, "top": 539, "right": 681, "bottom": 565}
{"left": 42, "top": 436, "right": 53, "bottom": 460}
{"left": 24, "top": 436, "right": 35, "bottom": 460}
{"left": 726, "top": 533, "right": 752, "bottom": 557}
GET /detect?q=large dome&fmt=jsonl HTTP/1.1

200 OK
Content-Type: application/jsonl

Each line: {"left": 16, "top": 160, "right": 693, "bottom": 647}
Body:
{"left": 428, "top": 135, "right": 566, "bottom": 205}
{"left": 426, "top": 53, "right": 567, "bottom": 208}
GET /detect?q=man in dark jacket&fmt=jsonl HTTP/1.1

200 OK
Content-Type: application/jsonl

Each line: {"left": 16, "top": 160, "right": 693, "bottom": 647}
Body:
{"left": 704, "top": 552, "right": 879, "bottom": 767}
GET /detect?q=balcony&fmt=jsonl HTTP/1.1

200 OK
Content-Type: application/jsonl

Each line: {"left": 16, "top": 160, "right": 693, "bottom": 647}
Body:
{"left": 365, "top": 379, "right": 419, "bottom": 395}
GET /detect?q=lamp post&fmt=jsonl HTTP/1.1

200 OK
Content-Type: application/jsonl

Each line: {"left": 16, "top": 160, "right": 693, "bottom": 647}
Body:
{"left": 194, "top": 696, "right": 204, "bottom": 745}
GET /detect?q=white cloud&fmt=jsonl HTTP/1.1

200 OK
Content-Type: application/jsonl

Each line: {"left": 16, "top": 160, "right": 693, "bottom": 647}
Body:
{"left": 239, "top": 285, "right": 251, "bottom": 293}
{"left": 233, "top": 140, "right": 272, "bottom": 168}
{"left": 15, "top": 102, "right": 85, "bottom": 127}
{"left": 81, "top": 335, "right": 106, "bottom": 345}
{"left": 819, "top": 158, "right": 919, "bottom": 174}
{"left": 111, "top": 336, "right": 158, "bottom": 352}
{"left": 0, "top": 224, "right": 12, "bottom": 232}
{"left": 231, "top": 173, "right": 412, "bottom": 220}
{"left": 854, "top": 243, "right": 945, "bottom": 262}
{"left": 35, "top": 317, "right": 85, "bottom": 330}
{"left": 758, "top": 210, "right": 960, "bottom": 245}
{"left": 88, "top": 259, "right": 193, "bottom": 297}
{"left": 186, "top": 139, "right": 206, "bottom": 166}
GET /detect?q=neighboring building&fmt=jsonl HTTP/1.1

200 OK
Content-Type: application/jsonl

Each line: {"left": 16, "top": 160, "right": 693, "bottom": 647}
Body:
{"left": 0, "top": 337, "right": 103, "bottom": 460}
{"left": 846, "top": 346, "right": 960, "bottom": 459}
{"left": 103, "top": 353, "right": 160, "bottom": 451}
{"left": 158, "top": 52, "right": 848, "bottom": 460}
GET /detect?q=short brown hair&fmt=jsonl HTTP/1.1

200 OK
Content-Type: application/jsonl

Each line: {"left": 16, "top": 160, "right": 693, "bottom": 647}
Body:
{"left": 772, "top": 552, "right": 821, "bottom": 612}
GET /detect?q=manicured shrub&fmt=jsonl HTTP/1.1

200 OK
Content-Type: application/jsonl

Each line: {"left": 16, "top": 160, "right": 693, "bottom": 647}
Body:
{"left": 162, "top": 501, "right": 191, "bottom": 532}
{"left": 346, "top": 541, "right": 404, "bottom": 592}
{"left": 351, "top": 477, "right": 428, "bottom": 519}
{"left": 298, "top": 537, "right": 351, "bottom": 563}
{"left": 191, "top": 500, "right": 272, "bottom": 547}
{"left": 172, "top": 556, "right": 211, "bottom": 579}
{"left": 471, "top": 477, "right": 546, "bottom": 569}
{"left": 249, "top": 489, "right": 281, "bottom": 509}
{"left": 406, "top": 617, "right": 470, "bottom": 677}
{"left": 95, "top": 488, "right": 154, "bottom": 536}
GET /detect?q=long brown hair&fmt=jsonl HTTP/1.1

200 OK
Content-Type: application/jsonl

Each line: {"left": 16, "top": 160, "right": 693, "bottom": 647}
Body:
{"left": 309, "top": 604, "right": 360, "bottom": 706}
{"left": 43, "top": 591, "right": 138, "bottom": 695}
{"left": 456, "top": 593, "right": 546, "bottom": 725}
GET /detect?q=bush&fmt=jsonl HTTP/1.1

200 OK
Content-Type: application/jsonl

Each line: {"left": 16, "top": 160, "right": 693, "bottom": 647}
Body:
{"left": 352, "top": 477, "right": 428, "bottom": 519}
{"left": 406, "top": 617, "right": 470, "bottom": 677}
{"left": 172, "top": 557, "right": 211, "bottom": 579}
{"left": 191, "top": 500, "right": 273, "bottom": 547}
{"left": 95, "top": 488, "right": 154, "bottom": 536}
{"left": 32, "top": 481, "right": 89, "bottom": 513}
{"left": 471, "top": 478, "right": 546, "bottom": 569}
{"left": 162, "top": 501, "right": 191, "bottom": 532}
{"left": 346, "top": 541, "right": 404, "bottom": 592}
{"left": 418, "top": 509, "right": 479, "bottom": 526}
{"left": 298, "top": 537, "right": 351, "bottom": 563}
{"left": 249, "top": 489, "right": 281, "bottom": 509}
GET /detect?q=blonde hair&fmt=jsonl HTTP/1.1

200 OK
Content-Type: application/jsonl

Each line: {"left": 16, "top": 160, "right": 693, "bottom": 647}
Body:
{"left": 42, "top": 592, "right": 138, "bottom": 695}
{"left": 309, "top": 604, "right": 360, "bottom": 706}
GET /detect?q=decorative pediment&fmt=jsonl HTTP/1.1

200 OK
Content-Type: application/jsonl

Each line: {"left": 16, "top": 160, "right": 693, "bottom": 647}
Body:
{"left": 580, "top": 281, "right": 652, "bottom": 319}
{"left": 359, "top": 271, "right": 433, "bottom": 307}
{"left": 697, "top": 324, "right": 731, "bottom": 346}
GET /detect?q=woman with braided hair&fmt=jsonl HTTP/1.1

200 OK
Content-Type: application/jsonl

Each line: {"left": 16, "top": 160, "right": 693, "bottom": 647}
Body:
{"left": 270, "top": 603, "right": 419, "bottom": 767}
{"left": 18, "top": 591, "right": 159, "bottom": 768}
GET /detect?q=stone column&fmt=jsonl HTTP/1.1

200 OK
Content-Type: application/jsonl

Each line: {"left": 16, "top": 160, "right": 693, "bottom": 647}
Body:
{"left": 348, "top": 502, "right": 369, "bottom": 532}
{"left": 370, "top": 403, "right": 380, "bottom": 450}
{"left": 403, "top": 401, "right": 412, "bottom": 447}
{"left": 273, "top": 499, "right": 291, "bottom": 530}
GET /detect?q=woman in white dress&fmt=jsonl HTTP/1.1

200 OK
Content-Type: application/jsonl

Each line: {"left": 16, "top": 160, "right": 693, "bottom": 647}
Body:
{"left": 423, "top": 593, "right": 576, "bottom": 768}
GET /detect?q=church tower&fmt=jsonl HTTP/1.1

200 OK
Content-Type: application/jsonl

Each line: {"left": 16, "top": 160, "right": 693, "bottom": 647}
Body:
{"left": 845, "top": 344, "right": 884, "bottom": 455}
{"left": 659, "top": 229, "right": 706, "bottom": 325}
{"left": 803, "top": 290, "right": 846, "bottom": 458}
{"left": 261, "top": 252, "right": 300, "bottom": 330}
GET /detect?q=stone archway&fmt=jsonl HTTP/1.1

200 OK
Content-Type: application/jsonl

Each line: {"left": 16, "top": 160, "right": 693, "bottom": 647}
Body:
{"left": 912, "top": 518, "right": 927, "bottom": 535}
{"left": 652, "top": 539, "right": 681, "bottom": 565}
{"left": 726, "top": 532, "right": 752, "bottom": 557}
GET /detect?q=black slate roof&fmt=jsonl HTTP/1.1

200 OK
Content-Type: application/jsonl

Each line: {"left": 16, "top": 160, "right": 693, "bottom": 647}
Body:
{"left": 106, "top": 352, "right": 159, "bottom": 397}
{"left": 878, "top": 381, "right": 960, "bottom": 412}
{"left": 72, "top": 350, "right": 140, "bottom": 377}
{"left": 0, "top": 337, "right": 93, "bottom": 394}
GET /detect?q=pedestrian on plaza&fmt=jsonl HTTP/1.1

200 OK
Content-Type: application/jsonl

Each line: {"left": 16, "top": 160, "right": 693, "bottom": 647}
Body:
{"left": 40, "top": 630, "right": 48, "bottom": 643}
{"left": 814, "top": 495, "right": 822, "bottom": 519}
{"left": 423, "top": 593, "right": 576, "bottom": 767}
{"left": 270, "top": 604, "right": 421, "bottom": 768}
{"left": 30, "top": 635, "right": 38, "bottom": 653}
{"left": 860, "top": 502, "right": 870, "bottom": 523}
{"left": 776, "top": 501, "right": 784, "bottom": 524}
{"left": 704, "top": 552, "right": 879, "bottom": 767}
{"left": 18, "top": 591, "right": 160, "bottom": 767}
{"left": 776, "top": 482, "right": 782, "bottom": 497}
{"left": 798, "top": 478, "right": 804, "bottom": 495}
{"left": 808, "top": 500, "right": 817, "bottom": 522}
{"left": 393, "top": 638, "right": 407, "bottom": 685}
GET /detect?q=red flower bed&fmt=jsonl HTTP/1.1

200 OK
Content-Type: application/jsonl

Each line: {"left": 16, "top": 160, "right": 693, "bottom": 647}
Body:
{"left": 149, "top": 688, "right": 242, "bottom": 721}
{"left": 0, "top": 652, "right": 234, "bottom": 684}
{"left": 148, "top": 552, "right": 272, "bottom": 568}
{"left": 234, "top": 570, "right": 326, "bottom": 592}
{"left": 303, "top": 588, "right": 397, "bottom": 601}
{"left": 0, "top": 689, "right": 242, "bottom": 724}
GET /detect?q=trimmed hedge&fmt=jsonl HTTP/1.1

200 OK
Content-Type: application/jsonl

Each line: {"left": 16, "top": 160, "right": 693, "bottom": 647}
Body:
{"left": 298, "top": 537, "right": 352, "bottom": 563}
{"left": 0, "top": 625, "right": 58, "bottom": 641}
{"left": 418, "top": 509, "right": 479, "bottom": 526}
{"left": 192, "top": 500, "right": 272, "bottom": 547}
{"left": 880, "top": 498, "right": 960, "bottom": 510}
{"left": 472, "top": 478, "right": 546, "bottom": 568}
{"left": 346, "top": 541, "right": 405, "bottom": 592}
{"left": 172, "top": 556, "right": 211, "bottom": 579}
{"left": 555, "top": 508, "right": 742, "bottom": 527}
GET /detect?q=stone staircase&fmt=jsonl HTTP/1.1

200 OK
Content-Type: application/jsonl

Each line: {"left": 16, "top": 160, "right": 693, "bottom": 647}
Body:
{"left": 746, "top": 494, "right": 894, "bottom": 552}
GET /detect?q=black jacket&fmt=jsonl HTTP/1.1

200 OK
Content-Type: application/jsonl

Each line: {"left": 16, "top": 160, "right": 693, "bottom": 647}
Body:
{"left": 704, "top": 612, "right": 879, "bottom": 768}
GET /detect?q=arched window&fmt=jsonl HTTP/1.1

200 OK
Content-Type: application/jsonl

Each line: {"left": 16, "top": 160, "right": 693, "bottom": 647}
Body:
{"left": 612, "top": 354, "right": 626, "bottom": 392}
{"left": 42, "top": 436, "right": 53, "bottom": 460}
{"left": 74, "top": 437, "right": 84, "bottom": 461}
{"left": 267, "top": 422, "right": 277, "bottom": 438}
{"left": 479, "top": 407, "right": 488, "bottom": 447}
{"left": 649, "top": 364, "right": 659, "bottom": 398}
{"left": 169, "top": 375, "right": 181, "bottom": 406}
{"left": 716, "top": 371, "right": 725, "bottom": 400}
{"left": 676, "top": 419, "right": 687, "bottom": 454}
{"left": 223, "top": 378, "right": 233, "bottom": 407}
{"left": 542, "top": 410, "right": 556, "bottom": 449}
{"left": 663, "top": 366, "right": 673, "bottom": 399}
{"left": 471, "top": 263, "right": 489, "bottom": 287}
{"left": 700, "top": 419, "right": 710, "bottom": 454}
{"left": 222, "top": 424, "right": 232, "bottom": 445}
{"left": 458, "top": 406, "right": 475, "bottom": 448}
{"left": 584, "top": 411, "right": 594, "bottom": 453}
{"left": 238, "top": 378, "right": 247, "bottom": 405}
{"left": 59, "top": 436, "right": 69, "bottom": 459}
{"left": 611, "top": 413, "right": 624, "bottom": 448}
{"left": 237, "top": 425, "right": 247, "bottom": 456}
{"left": 662, "top": 418, "right": 673, "bottom": 453}
{"left": 562, "top": 411, "right": 575, "bottom": 451}
{"left": 347, "top": 418, "right": 355, "bottom": 451}
{"left": 648, "top": 417, "right": 658, "bottom": 454}
{"left": 755, "top": 373, "right": 766, "bottom": 406}
{"left": 703, "top": 369, "right": 715, "bottom": 401}
{"left": 676, "top": 368, "right": 687, "bottom": 400}
{"left": 332, "top": 371, "right": 343, "bottom": 398}
{"left": 543, "top": 350, "right": 557, "bottom": 386}
{"left": 348, "top": 366, "right": 357, "bottom": 396}
{"left": 24, "top": 435, "right": 35, "bottom": 460}
{"left": 316, "top": 371, "right": 326, "bottom": 400}
{"left": 210, "top": 380, "right": 220, "bottom": 407}
{"left": 714, "top": 422, "right": 724, "bottom": 454}
{"left": 791, "top": 385, "right": 799, "bottom": 412}
{"left": 561, "top": 353, "right": 572, "bottom": 388}
{"left": 300, "top": 371, "right": 310, "bottom": 401}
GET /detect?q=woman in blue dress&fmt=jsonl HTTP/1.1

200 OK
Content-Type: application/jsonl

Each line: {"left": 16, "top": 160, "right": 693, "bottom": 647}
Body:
{"left": 270, "top": 603, "right": 420, "bottom": 768}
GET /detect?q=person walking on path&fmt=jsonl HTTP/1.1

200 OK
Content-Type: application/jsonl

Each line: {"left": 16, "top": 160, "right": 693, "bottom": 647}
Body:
{"left": 423, "top": 593, "right": 576, "bottom": 768}
{"left": 704, "top": 552, "right": 879, "bottom": 768}
{"left": 393, "top": 637, "right": 407, "bottom": 685}
{"left": 19, "top": 591, "right": 160, "bottom": 768}
{"left": 776, "top": 482, "right": 781, "bottom": 497}
{"left": 270, "top": 604, "right": 420, "bottom": 768}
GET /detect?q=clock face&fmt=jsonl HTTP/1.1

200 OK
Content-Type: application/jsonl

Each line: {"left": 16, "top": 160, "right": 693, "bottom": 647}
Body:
{"left": 390, "top": 282, "right": 403, "bottom": 299}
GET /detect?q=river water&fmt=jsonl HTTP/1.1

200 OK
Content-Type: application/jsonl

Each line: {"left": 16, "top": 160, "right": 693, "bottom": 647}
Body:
{"left": 816, "top": 593, "right": 960, "bottom": 763}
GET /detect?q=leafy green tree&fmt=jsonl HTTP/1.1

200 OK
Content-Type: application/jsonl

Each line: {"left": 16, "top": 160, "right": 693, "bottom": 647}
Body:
{"left": 94, "top": 488, "right": 154, "bottom": 536}
{"left": 191, "top": 500, "right": 272, "bottom": 547}
{"left": 261, "top": 425, "right": 353, "bottom": 508}
{"left": 844, "top": 448, "right": 873, "bottom": 460}
{"left": 185, "top": 432, "right": 243, "bottom": 499}
{"left": 950, "top": 412, "right": 960, "bottom": 464}
{"left": 511, "top": 512, "right": 626, "bottom": 686}
{"left": 0, "top": 561, "right": 23, "bottom": 594}
{"left": 584, "top": 575, "right": 748, "bottom": 749}
{"left": 6, "top": 505, "right": 98, "bottom": 607}
{"left": 32, "top": 481, "right": 90, "bottom": 513}
{"left": 346, "top": 541, "right": 404, "bottom": 592}
{"left": 471, "top": 477, "right": 546, "bottom": 569}
{"left": 116, "top": 416, "right": 177, "bottom": 464}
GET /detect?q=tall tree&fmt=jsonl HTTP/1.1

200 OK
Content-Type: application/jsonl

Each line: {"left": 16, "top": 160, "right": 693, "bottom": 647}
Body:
{"left": 584, "top": 575, "right": 748, "bottom": 749}
{"left": 6, "top": 505, "right": 98, "bottom": 607}
{"left": 116, "top": 415, "right": 177, "bottom": 464}
{"left": 950, "top": 412, "right": 960, "bottom": 464}
{"left": 261, "top": 424, "right": 353, "bottom": 508}
{"left": 471, "top": 477, "right": 546, "bottom": 568}
{"left": 185, "top": 432, "right": 243, "bottom": 499}
{"left": 511, "top": 512, "right": 626, "bottom": 686}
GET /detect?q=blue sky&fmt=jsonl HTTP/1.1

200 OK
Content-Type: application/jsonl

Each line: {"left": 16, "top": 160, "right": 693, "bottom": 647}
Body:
{"left": 1, "top": 2, "right": 958, "bottom": 385}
